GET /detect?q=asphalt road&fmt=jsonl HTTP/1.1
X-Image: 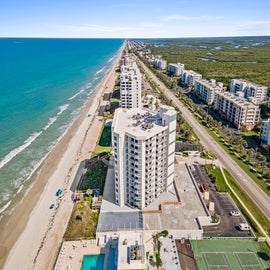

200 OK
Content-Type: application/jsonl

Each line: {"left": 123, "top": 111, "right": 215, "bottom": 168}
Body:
{"left": 138, "top": 58, "right": 270, "bottom": 221}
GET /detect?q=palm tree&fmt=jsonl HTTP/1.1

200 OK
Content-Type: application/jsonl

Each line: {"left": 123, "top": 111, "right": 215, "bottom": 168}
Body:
{"left": 260, "top": 156, "right": 267, "bottom": 173}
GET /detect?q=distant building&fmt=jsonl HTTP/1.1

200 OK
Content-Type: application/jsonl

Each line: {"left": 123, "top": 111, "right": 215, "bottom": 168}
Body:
{"left": 120, "top": 61, "right": 142, "bottom": 109}
{"left": 181, "top": 70, "right": 202, "bottom": 85}
{"left": 154, "top": 59, "right": 167, "bottom": 70}
{"left": 142, "top": 94, "right": 158, "bottom": 111}
{"left": 260, "top": 118, "right": 270, "bottom": 145}
{"left": 230, "top": 79, "right": 267, "bottom": 103}
{"left": 195, "top": 79, "right": 223, "bottom": 105}
{"left": 214, "top": 92, "right": 260, "bottom": 130}
{"left": 167, "top": 63, "right": 185, "bottom": 76}
{"left": 112, "top": 105, "right": 176, "bottom": 209}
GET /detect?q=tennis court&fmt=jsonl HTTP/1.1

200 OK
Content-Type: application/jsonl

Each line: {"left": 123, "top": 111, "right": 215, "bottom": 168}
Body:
{"left": 234, "top": 252, "right": 264, "bottom": 270}
{"left": 191, "top": 239, "right": 269, "bottom": 270}
{"left": 202, "top": 252, "right": 230, "bottom": 270}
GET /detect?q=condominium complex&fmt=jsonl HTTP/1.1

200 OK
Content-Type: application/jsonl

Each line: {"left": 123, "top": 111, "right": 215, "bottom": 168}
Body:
{"left": 120, "top": 60, "right": 142, "bottom": 109}
{"left": 214, "top": 92, "right": 260, "bottom": 130}
{"left": 230, "top": 79, "right": 268, "bottom": 102}
{"left": 181, "top": 70, "right": 202, "bottom": 85}
{"left": 112, "top": 105, "right": 176, "bottom": 209}
{"left": 154, "top": 59, "right": 167, "bottom": 70}
{"left": 260, "top": 118, "right": 270, "bottom": 145}
{"left": 195, "top": 79, "right": 223, "bottom": 105}
{"left": 167, "top": 63, "right": 185, "bottom": 76}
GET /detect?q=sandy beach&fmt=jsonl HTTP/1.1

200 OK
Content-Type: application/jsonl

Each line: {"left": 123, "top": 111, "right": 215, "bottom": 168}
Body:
{"left": 0, "top": 42, "right": 125, "bottom": 270}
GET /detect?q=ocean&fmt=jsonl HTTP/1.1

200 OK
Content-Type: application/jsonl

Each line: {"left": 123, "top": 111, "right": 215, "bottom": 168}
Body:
{"left": 0, "top": 38, "right": 123, "bottom": 217}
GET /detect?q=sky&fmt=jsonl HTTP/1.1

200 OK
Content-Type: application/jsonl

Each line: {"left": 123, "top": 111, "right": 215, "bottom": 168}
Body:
{"left": 0, "top": 0, "right": 270, "bottom": 38}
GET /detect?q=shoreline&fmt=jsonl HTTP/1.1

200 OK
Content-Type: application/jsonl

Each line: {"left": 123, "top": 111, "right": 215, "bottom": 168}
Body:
{"left": 0, "top": 41, "right": 125, "bottom": 270}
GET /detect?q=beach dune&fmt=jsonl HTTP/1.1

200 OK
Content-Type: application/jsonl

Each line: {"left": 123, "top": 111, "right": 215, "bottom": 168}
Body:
{"left": 0, "top": 42, "right": 125, "bottom": 270}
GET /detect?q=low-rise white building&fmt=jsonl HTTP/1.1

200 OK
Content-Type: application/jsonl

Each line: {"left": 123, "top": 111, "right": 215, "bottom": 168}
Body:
{"left": 112, "top": 105, "right": 176, "bottom": 209}
{"left": 260, "top": 118, "right": 270, "bottom": 145}
{"left": 167, "top": 63, "right": 185, "bottom": 76}
{"left": 230, "top": 79, "right": 268, "bottom": 103}
{"left": 214, "top": 91, "right": 260, "bottom": 130}
{"left": 117, "top": 232, "right": 146, "bottom": 270}
{"left": 181, "top": 70, "right": 202, "bottom": 85}
{"left": 120, "top": 61, "right": 142, "bottom": 109}
{"left": 195, "top": 79, "right": 223, "bottom": 105}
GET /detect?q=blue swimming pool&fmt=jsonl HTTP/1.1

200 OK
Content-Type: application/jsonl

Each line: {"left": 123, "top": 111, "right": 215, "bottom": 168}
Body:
{"left": 108, "top": 248, "right": 117, "bottom": 270}
{"left": 80, "top": 254, "right": 105, "bottom": 270}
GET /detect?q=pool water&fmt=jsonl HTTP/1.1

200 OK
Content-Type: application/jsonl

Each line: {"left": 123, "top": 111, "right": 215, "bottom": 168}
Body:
{"left": 81, "top": 254, "right": 105, "bottom": 270}
{"left": 108, "top": 248, "right": 117, "bottom": 270}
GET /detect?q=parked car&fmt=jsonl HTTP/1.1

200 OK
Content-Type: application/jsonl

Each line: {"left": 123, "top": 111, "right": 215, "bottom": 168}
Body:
{"left": 49, "top": 203, "right": 55, "bottom": 209}
{"left": 239, "top": 223, "right": 250, "bottom": 231}
{"left": 230, "top": 210, "right": 240, "bottom": 216}
{"left": 56, "top": 189, "right": 62, "bottom": 196}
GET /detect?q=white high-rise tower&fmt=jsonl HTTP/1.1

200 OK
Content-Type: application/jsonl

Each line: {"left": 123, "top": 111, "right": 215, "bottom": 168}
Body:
{"left": 112, "top": 105, "right": 176, "bottom": 209}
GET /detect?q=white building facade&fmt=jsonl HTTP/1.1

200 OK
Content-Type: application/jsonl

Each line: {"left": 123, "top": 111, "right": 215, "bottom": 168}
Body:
{"left": 260, "top": 118, "right": 270, "bottom": 145}
{"left": 214, "top": 92, "right": 260, "bottom": 130}
{"left": 230, "top": 79, "right": 268, "bottom": 103}
{"left": 167, "top": 63, "right": 185, "bottom": 76}
{"left": 181, "top": 70, "right": 202, "bottom": 85}
{"left": 154, "top": 59, "right": 167, "bottom": 70}
{"left": 195, "top": 79, "right": 223, "bottom": 105}
{"left": 120, "top": 61, "right": 142, "bottom": 109}
{"left": 112, "top": 106, "right": 176, "bottom": 209}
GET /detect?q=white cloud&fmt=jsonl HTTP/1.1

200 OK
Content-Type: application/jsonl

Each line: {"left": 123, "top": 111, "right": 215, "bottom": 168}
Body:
{"left": 161, "top": 14, "right": 223, "bottom": 22}
{"left": 242, "top": 21, "right": 270, "bottom": 28}
{"left": 67, "top": 24, "right": 133, "bottom": 34}
{"left": 161, "top": 14, "right": 192, "bottom": 21}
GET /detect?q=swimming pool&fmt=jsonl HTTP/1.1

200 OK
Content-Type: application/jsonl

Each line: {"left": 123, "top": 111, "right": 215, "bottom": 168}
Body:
{"left": 80, "top": 254, "right": 105, "bottom": 270}
{"left": 108, "top": 248, "right": 117, "bottom": 270}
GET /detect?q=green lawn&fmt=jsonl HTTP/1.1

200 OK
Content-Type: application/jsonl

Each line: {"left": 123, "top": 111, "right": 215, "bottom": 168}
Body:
{"left": 205, "top": 164, "right": 227, "bottom": 192}
{"left": 98, "top": 125, "right": 111, "bottom": 147}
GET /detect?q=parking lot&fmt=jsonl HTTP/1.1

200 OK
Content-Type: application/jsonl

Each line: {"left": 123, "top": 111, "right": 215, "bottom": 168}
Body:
{"left": 191, "top": 164, "right": 253, "bottom": 238}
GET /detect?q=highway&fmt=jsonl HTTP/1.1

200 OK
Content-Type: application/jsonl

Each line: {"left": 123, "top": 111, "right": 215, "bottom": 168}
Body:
{"left": 138, "top": 58, "right": 270, "bottom": 222}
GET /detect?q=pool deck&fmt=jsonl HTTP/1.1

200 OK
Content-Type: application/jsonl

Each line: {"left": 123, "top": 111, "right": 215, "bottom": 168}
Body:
{"left": 54, "top": 239, "right": 102, "bottom": 270}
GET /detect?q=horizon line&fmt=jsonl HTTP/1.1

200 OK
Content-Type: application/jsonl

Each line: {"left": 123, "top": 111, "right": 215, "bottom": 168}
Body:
{"left": 0, "top": 34, "right": 270, "bottom": 39}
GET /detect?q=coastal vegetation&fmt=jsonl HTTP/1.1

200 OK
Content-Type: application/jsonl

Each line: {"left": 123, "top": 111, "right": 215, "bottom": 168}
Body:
{"left": 146, "top": 37, "right": 270, "bottom": 89}
{"left": 80, "top": 158, "right": 108, "bottom": 193}
{"left": 64, "top": 195, "right": 98, "bottom": 239}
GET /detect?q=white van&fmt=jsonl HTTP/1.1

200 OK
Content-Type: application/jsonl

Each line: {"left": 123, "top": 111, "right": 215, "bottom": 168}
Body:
{"left": 239, "top": 223, "right": 250, "bottom": 231}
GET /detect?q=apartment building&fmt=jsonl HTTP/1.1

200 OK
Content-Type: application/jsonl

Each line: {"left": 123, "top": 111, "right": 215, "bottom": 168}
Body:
{"left": 230, "top": 79, "right": 268, "bottom": 102}
{"left": 154, "top": 59, "right": 167, "bottom": 70}
{"left": 167, "top": 63, "right": 185, "bottom": 76}
{"left": 120, "top": 61, "right": 142, "bottom": 109}
{"left": 195, "top": 79, "right": 223, "bottom": 105}
{"left": 260, "top": 118, "right": 270, "bottom": 145}
{"left": 214, "top": 92, "right": 260, "bottom": 130}
{"left": 112, "top": 105, "right": 176, "bottom": 209}
{"left": 181, "top": 70, "right": 202, "bottom": 85}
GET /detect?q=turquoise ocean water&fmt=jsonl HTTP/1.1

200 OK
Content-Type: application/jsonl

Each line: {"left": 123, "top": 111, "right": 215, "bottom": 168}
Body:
{"left": 0, "top": 38, "right": 123, "bottom": 216}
